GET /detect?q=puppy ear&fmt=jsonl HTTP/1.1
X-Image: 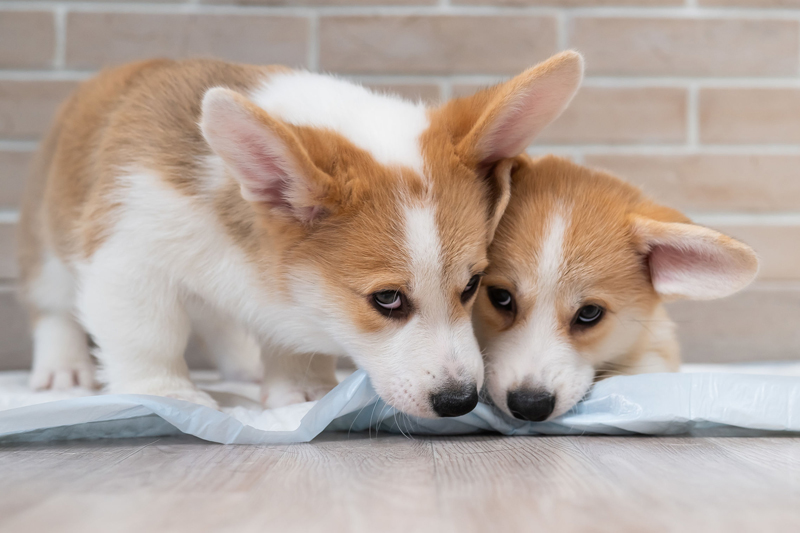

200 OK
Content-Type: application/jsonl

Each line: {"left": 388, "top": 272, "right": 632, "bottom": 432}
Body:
{"left": 442, "top": 51, "right": 583, "bottom": 168}
{"left": 485, "top": 158, "right": 514, "bottom": 242}
{"left": 200, "top": 87, "right": 333, "bottom": 224}
{"left": 631, "top": 216, "right": 759, "bottom": 300}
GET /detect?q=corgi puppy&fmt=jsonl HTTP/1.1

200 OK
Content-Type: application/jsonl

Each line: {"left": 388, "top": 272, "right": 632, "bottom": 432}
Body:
{"left": 474, "top": 155, "right": 759, "bottom": 422}
{"left": 17, "top": 53, "right": 584, "bottom": 418}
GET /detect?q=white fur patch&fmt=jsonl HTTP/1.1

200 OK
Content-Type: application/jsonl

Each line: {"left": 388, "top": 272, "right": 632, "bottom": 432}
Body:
{"left": 30, "top": 253, "right": 75, "bottom": 312}
{"left": 404, "top": 203, "right": 444, "bottom": 299}
{"left": 536, "top": 209, "right": 568, "bottom": 293}
{"left": 250, "top": 72, "right": 428, "bottom": 173}
{"left": 399, "top": 202, "right": 484, "bottom": 389}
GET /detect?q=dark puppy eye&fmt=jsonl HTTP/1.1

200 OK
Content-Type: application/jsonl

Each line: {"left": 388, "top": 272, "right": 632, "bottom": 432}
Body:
{"left": 371, "top": 290, "right": 410, "bottom": 319}
{"left": 487, "top": 287, "right": 515, "bottom": 313}
{"left": 461, "top": 275, "right": 482, "bottom": 304}
{"left": 574, "top": 304, "right": 604, "bottom": 328}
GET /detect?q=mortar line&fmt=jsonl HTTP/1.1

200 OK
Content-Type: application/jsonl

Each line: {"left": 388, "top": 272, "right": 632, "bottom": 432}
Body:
{"left": 687, "top": 83, "right": 699, "bottom": 148}
{"left": 0, "top": 210, "right": 20, "bottom": 224}
{"left": 307, "top": 11, "right": 319, "bottom": 72}
{"left": 52, "top": 5, "right": 66, "bottom": 69}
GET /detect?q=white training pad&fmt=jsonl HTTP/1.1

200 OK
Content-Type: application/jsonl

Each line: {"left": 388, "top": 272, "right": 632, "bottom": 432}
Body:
{"left": 1, "top": 363, "right": 799, "bottom": 443}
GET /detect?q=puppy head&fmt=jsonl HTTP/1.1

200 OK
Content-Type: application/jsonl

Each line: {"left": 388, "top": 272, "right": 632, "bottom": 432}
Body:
{"left": 199, "top": 52, "right": 583, "bottom": 418}
{"left": 475, "top": 156, "right": 759, "bottom": 421}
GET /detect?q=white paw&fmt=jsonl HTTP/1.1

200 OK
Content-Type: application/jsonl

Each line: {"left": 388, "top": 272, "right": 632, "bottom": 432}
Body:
{"left": 261, "top": 381, "right": 336, "bottom": 409}
{"left": 163, "top": 389, "right": 220, "bottom": 409}
{"left": 30, "top": 363, "right": 96, "bottom": 391}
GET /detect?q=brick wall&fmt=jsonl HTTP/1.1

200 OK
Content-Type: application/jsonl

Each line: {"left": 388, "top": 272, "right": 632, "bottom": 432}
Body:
{"left": 1, "top": 0, "right": 799, "bottom": 368}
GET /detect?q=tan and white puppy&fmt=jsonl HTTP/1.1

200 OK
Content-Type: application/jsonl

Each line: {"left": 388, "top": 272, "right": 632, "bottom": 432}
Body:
{"left": 17, "top": 53, "right": 583, "bottom": 417}
{"left": 474, "top": 156, "right": 759, "bottom": 422}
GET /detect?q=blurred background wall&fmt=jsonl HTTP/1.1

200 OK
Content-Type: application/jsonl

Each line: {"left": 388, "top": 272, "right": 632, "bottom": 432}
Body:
{"left": 1, "top": 0, "right": 799, "bottom": 368}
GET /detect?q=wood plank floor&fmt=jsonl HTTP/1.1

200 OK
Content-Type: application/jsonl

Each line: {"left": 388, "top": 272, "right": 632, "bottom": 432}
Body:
{"left": 1, "top": 434, "right": 799, "bottom": 533}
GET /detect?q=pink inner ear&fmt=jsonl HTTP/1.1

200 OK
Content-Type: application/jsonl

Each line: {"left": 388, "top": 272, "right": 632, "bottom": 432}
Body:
{"left": 240, "top": 138, "right": 321, "bottom": 222}
{"left": 234, "top": 132, "right": 299, "bottom": 213}
{"left": 479, "top": 89, "right": 543, "bottom": 163}
{"left": 648, "top": 241, "right": 738, "bottom": 298}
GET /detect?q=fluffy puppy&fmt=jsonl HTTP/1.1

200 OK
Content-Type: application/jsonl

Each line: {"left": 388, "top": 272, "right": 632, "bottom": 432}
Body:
{"left": 474, "top": 155, "right": 759, "bottom": 421}
{"left": 17, "top": 53, "right": 583, "bottom": 417}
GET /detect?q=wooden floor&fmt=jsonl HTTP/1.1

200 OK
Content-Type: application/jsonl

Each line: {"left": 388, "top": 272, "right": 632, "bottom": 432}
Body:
{"left": 1, "top": 434, "right": 799, "bottom": 533}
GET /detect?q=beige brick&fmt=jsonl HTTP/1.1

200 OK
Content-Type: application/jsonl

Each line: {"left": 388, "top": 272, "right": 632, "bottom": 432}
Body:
{"left": 571, "top": 18, "right": 799, "bottom": 76}
{"left": 0, "top": 287, "right": 31, "bottom": 371}
{"left": 540, "top": 87, "right": 687, "bottom": 144}
{"left": 456, "top": 0, "right": 679, "bottom": 4}
{"left": 700, "top": 89, "right": 800, "bottom": 144}
{"left": 0, "top": 81, "right": 78, "bottom": 141}
{"left": 65, "top": 13, "right": 309, "bottom": 69}
{"left": 362, "top": 83, "right": 441, "bottom": 103}
{"left": 319, "top": 16, "right": 558, "bottom": 75}
{"left": 0, "top": 151, "right": 32, "bottom": 209}
{"left": 0, "top": 11, "right": 55, "bottom": 68}
{"left": 668, "top": 285, "right": 800, "bottom": 363}
{"left": 585, "top": 154, "right": 800, "bottom": 213}
{"left": 0, "top": 223, "right": 17, "bottom": 280}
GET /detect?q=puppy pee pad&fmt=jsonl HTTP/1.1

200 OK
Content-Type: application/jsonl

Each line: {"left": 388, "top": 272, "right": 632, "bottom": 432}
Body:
{"left": 1, "top": 363, "right": 799, "bottom": 443}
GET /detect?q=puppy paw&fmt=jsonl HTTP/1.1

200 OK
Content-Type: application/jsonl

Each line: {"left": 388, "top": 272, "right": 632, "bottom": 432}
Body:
{"left": 30, "top": 363, "right": 96, "bottom": 391}
{"left": 261, "top": 381, "right": 336, "bottom": 409}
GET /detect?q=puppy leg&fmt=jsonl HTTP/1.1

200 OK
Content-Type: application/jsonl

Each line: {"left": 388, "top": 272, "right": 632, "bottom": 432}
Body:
{"left": 189, "top": 303, "right": 263, "bottom": 382}
{"left": 261, "top": 348, "right": 338, "bottom": 409}
{"left": 78, "top": 265, "right": 218, "bottom": 409}
{"left": 30, "top": 314, "right": 94, "bottom": 390}
{"left": 25, "top": 255, "right": 94, "bottom": 390}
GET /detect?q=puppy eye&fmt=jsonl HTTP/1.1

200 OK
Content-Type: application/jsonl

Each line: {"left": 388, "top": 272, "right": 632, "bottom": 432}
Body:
{"left": 487, "top": 287, "right": 515, "bottom": 313}
{"left": 574, "top": 304, "right": 604, "bottom": 327}
{"left": 371, "top": 290, "right": 410, "bottom": 319}
{"left": 460, "top": 275, "right": 482, "bottom": 304}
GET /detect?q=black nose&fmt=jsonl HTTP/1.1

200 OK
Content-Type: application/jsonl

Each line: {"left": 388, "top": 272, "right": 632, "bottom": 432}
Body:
{"left": 506, "top": 389, "right": 556, "bottom": 422}
{"left": 430, "top": 382, "right": 479, "bottom": 417}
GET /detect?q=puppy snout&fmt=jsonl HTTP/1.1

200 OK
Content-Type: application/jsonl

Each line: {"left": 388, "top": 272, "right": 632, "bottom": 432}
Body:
{"left": 506, "top": 388, "right": 556, "bottom": 422}
{"left": 430, "top": 381, "right": 479, "bottom": 418}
